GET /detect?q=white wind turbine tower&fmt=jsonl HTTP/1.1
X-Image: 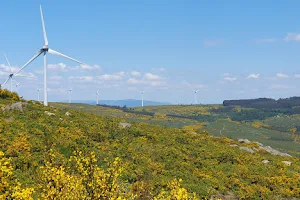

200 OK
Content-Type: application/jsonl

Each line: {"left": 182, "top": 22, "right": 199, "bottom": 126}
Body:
{"left": 139, "top": 90, "right": 145, "bottom": 107}
{"left": 193, "top": 89, "right": 198, "bottom": 105}
{"left": 15, "top": 82, "right": 20, "bottom": 92}
{"left": 68, "top": 88, "right": 72, "bottom": 103}
{"left": 96, "top": 90, "right": 99, "bottom": 105}
{"left": 15, "top": 5, "right": 87, "bottom": 106}
{"left": 36, "top": 87, "right": 41, "bottom": 102}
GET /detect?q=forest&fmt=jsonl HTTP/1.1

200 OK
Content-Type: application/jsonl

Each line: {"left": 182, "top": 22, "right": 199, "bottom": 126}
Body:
{"left": 223, "top": 97, "right": 300, "bottom": 109}
{"left": 0, "top": 88, "right": 299, "bottom": 199}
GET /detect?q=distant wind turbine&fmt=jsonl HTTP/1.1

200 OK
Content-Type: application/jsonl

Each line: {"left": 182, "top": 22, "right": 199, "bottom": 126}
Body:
{"left": 15, "top": 81, "right": 20, "bottom": 92}
{"left": 68, "top": 88, "right": 72, "bottom": 103}
{"left": 193, "top": 89, "right": 198, "bottom": 105}
{"left": 96, "top": 90, "right": 99, "bottom": 105}
{"left": 36, "top": 87, "right": 41, "bottom": 102}
{"left": 2, "top": 53, "right": 26, "bottom": 92}
{"left": 139, "top": 90, "right": 145, "bottom": 107}
{"left": 15, "top": 5, "right": 87, "bottom": 106}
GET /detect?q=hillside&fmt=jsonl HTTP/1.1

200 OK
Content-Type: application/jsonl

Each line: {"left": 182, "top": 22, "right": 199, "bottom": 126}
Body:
{"left": 62, "top": 99, "right": 170, "bottom": 107}
{"left": 0, "top": 89, "right": 300, "bottom": 199}
{"left": 52, "top": 103, "right": 300, "bottom": 157}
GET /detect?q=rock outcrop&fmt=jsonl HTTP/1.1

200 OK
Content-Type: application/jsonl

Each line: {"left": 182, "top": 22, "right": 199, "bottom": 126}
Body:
{"left": 119, "top": 122, "right": 131, "bottom": 128}
{"left": 2, "top": 102, "right": 27, "bottom": 112}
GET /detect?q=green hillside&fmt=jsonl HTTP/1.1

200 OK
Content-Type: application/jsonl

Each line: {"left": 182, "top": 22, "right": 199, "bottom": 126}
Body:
{"left": 52, "top": 103, "right": 300, "bottom": 157}
{"left": 0, "top": 90, "right": 300, "bottom": 199}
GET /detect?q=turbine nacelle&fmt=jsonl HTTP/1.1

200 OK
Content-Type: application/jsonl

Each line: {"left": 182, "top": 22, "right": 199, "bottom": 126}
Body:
{"left": 42, "top": 45, "right": 49, "bottom": 51}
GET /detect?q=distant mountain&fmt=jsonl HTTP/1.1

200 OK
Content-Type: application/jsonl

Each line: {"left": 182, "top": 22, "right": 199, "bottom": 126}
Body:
{"left": 62, "top": 99, "right": 169, "bottom": 107}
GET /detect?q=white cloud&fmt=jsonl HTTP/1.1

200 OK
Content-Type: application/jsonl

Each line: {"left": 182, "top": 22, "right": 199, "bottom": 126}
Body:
{"left": 127, "top": 78, "right": 167, "bottom": 87}
{"left": 48, "top": 63, "right": 68, "bottom": 71}
{"left": 68, "top": 76, "right": 94, "bottom": 82}
{"left": 75, "top": 64, "right": 101, "bottom": 71}
{"left": 0, "top": 70, "right": 9, "bottom": 76}
{"left": 144, "top": 73, "right": 162, "bottom": 80}
{"left": 284, "top": 33, "right": 300, "bottom": 42}
{"left": 117, "top": 71, "right": 126, "bottom": 76}
{"left": 48, "top": 63, "right": 101, "bottom": 71}
{"left": 131, "top": 71, "right": 141, "bottom": 77}
{"left": 0, "top": 64, "right": 20, "bottom": 73}
{"left": 49, "top": 75, "right": 63, "bottom": 81}
{"left": 224, "top": 77, "right": 237, "bottom": 81}
{"left": 276, "top": 73, "right": 288, "bottom": 78}
{"left": 294, "top": 74, "right": 300, "bottom": 78}
{"left": 127, "top": 78, "right": 140, "bottom": 84}
{"left": 97, "top": 74, "right": 123, "bottom": 81}
{"left": 247, "top": 74, "right": 260, "bottom": 79}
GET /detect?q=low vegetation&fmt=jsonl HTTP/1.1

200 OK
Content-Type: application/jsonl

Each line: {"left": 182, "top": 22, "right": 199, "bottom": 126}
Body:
{"left": 0, "top": 89, "right": 299, "bottom": 199}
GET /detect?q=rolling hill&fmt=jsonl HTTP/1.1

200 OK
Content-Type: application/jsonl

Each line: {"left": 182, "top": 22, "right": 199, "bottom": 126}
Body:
{"left": 0, "top": 89, "right": 299, "bottom": 199}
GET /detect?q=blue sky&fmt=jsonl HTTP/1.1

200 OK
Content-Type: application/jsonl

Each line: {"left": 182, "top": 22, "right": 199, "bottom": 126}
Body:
{"left": 1, "top": 1, "right": 300, "bottom": 104}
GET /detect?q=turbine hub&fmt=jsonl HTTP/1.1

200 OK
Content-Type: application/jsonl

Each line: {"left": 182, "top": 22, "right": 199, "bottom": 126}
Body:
{"left": 42, "top": 45, "right": 49, "bottom": 51}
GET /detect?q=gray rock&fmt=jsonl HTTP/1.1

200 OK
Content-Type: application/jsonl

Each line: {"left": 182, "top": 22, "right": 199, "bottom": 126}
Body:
{"left": 282, "top": 161, "right": 292, "bottom": 166}
{"left": 252, "top": 147, "right": 259, "bottom": 151}
{"left": 262, "top": 160, "right": 270, "bottom": 164}
{"left": 238, "top": 139, "right": 251, "bottom": 144}
{"left": 259, "top": 146, "right": 292, "bottom": 157}
{"left": 119, "top": 122, "right": 131, "bottom": 128}
{"left": 65, "top": 112, "right": 71, "bottom": 116}
{"left": 254, "top": 142, "right": 264, "bottom": 147}
{"left": 3, "top": 102, "right": 27, "bottom": 112}
{"left": 230, "top": 144, "right": 238, "bottom": 147}
{"left": 239, "top": 146, "right": 254, "bottom": 153}
{"left": 45, "top": 111, "right": 55, "bottom": 116}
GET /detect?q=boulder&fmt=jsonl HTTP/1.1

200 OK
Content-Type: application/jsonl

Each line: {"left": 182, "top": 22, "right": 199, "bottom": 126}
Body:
{"left": 259, "top": 146, "right": 292, "bottom": 157}
{"left": 119, "top": 122, "right": 131, "bottom": 128}
{"left": 45, "top": 111, "right": 55, "bottom": 116}
{"left": 239, "top": 146, "right": 254, "bottom": 153}
{"left": 65, "top": 112, "right": 71, "bottom": 116}
{"left": 238, "top": 139, "right": 251, "bottom": 144}
{"left": 2, "top": 102, "right": 27, "bottom": 112}
{"left": 282, "top": 161, "right": 292, "bottom": 166}
{"left": 254, "top": 142, "right": 264, "bottom": 147}
{"left": 262, "top": 160, "right": 270, "bottom": 164}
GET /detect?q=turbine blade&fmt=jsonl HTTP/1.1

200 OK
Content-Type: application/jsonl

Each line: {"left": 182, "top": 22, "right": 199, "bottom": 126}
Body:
{"left": 2, "top": 77, "right": 10, "bottom": 86}
{"left": 15, "top": 50, "right": 43, "bottom": 75}
{"left": 48, "top": 48, "right": 86, "bottom": 65}
{"left": 14, "top": 74, "right": 28, "bottom": 77}
{"left": 40, "top": 5, "right": 48, "bottom": 46}
{"left": 4, "top": 53, "right": 12, "bottom": 72}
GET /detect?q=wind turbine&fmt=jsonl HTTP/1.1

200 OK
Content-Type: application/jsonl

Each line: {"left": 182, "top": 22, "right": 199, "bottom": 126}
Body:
{"left": 15, "top": 5, "right": 86, "bottom": 106}
{"left": 68, "top": 88, "right": 72, "bottom": 103}
{"left": 139, "top": 90, "right": 145, "bottom": 107}
{"left": 96, "top": 90, "right": 99, "bottom": 105}
{"left": 2, "top": 53, "right": 14, "bottom": 92}
{"left": 36, "top": 87, "right": 41, "bottom": 102}
{"left": 193, "top": 89, "right": 198, "bottom": 105}
{"left": 15, "top": 81, "right": 20, "bottom": 92}
{"left": 2, "top": 53, "right": 29, "bottom": 92}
